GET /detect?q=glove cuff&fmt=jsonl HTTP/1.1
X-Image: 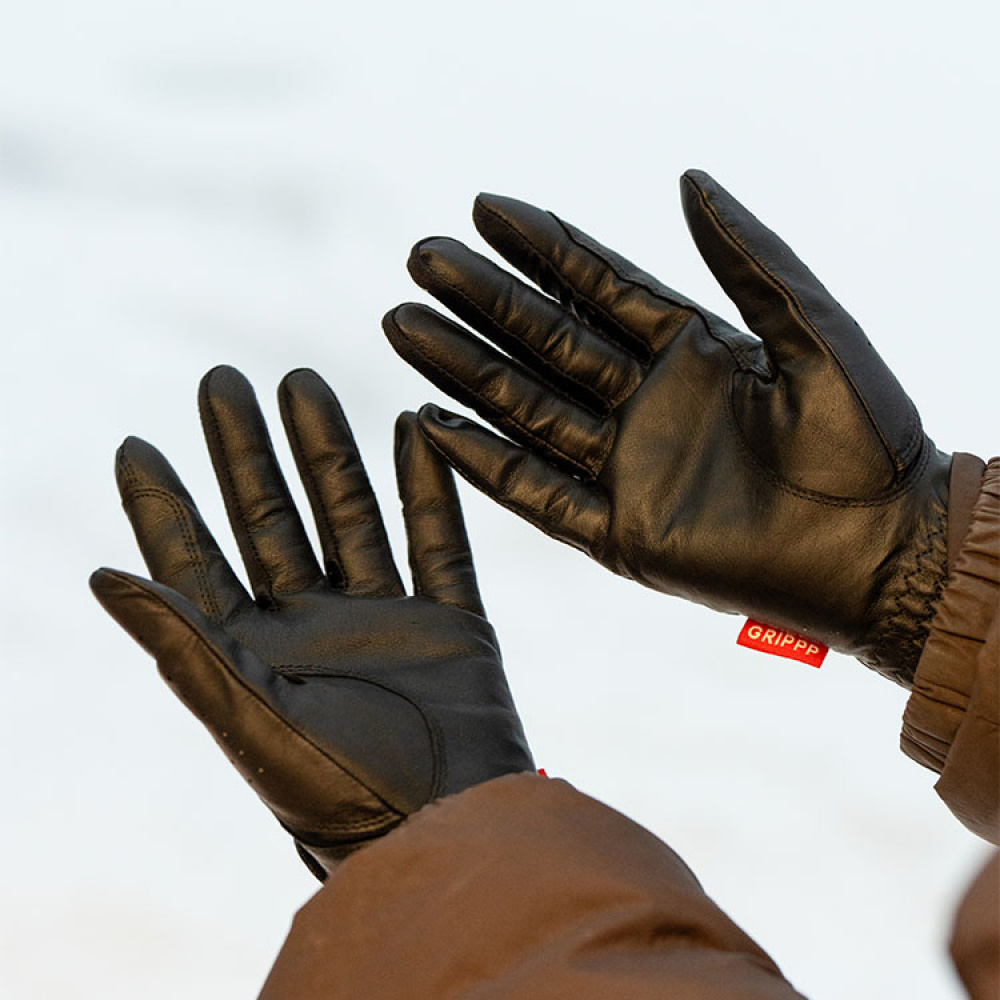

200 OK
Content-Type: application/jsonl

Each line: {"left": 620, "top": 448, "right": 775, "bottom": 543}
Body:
{"left": 862, "top": 452, "right": 956, "bottom": 686}
{"left": 294, "top": 832, "right": 389, "bottom": 881}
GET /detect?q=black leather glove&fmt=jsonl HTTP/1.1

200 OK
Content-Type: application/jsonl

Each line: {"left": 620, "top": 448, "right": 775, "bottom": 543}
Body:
{"left": 91, "top": 366, "right": 533, "bottom": 878}
{"left": 383, "top": 171, "right": 951, "bottom": 685}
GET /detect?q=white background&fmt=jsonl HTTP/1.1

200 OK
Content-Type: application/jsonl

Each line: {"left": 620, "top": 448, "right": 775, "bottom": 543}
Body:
{"left": 1, "top": 2, "right": 996, "bottom": 997}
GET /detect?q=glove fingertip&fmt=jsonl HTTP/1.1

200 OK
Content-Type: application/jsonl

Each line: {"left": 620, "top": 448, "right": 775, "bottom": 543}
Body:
{"left": 197, "top": 363, "right": 246, "bottom": 398}
{"left": 680, "top": 167, "right": 713, "bottom": 189}
{"left": 90, "top": 567, "right": 186, "bottom": 661}
{"left": 278, "top": 367, "right": 344, "bottom": 432}
{"left": 114, "top": 435, "right": 178, "bottom": 494}
{"left": 89, "top": 565, "right": 119, "bottom": 600}
{"left": 473, "top": 192, "right": 538, "bottom": 238}
{"left": 381, "top": 302, "right": 419, "bottom": 347}
{"left": 397, "top": 409, "right": 457, "bottom": 494}
{"left": 393, "top": 409, "right": 420, "bottom": 448}
{"left": 417, "top": 402, "right": 471, "bottom": 433}
{"left": 394, "top": 410, "right": 426, "bottom": 478}
{"left": 279, "top": 367, "right": 323, "bottom": 394}
{"left": 405, "top": 237, "right": 454, "bottom": 287}
{"left": 90, "top": 565, "right": 145, "bottom": 606}
{"left": 679, "top": 168, "right": 721, "bottom": 228}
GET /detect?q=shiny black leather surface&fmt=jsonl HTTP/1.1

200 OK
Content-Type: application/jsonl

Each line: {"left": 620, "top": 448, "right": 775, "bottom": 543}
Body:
{"left": 92, "top": 366, "right": 533, "bottom": 875}
{"left": 384, "top": 171, "right": 950, "bottom": 683}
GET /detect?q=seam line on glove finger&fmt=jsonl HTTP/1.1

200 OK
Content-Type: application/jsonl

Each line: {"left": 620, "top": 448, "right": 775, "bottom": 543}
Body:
{"left": 554, "top": 216, "right": 767, "bottom": 376}
{"left": 415, "top": 255, "right": 635, "bottom": 412}
{"left": 420, "top": 427, "right": 610, "bottom": 556}
{"left": 270, "top": 663, "right": 448, "bottom": 799}
{"left": 402, "top": 501, "right": 485, "bottom": 615}
{"left": 724, "top": 372, "right": 932, "bottom": 507}
{"left": 109, "top": 570, "right": 407, "bottom": 835}
{"left": 409, "top": 344, "right": 606, "bottom": 480}
{"left": 200, "top": 390, "right": 278, "bottom": 605}
{"left": 683, "top": 175, "right": 922, "bottom": 474}
{"left": 475, "top": 201, "right": 655, "bottom": 363}
{"left": 401, "top": 498, "right": 451, "bottom": 600}
{"left": 479, "top": 201, "right": 763, "bottom": 376}
{"left": 122, "top": 483, "right": 223, "bottom": 621}
{"left": 280, "top": 387, "right": 349, "bottom": 590}
{"left": 281, "top": 383, "right": 403, "bottom": 598}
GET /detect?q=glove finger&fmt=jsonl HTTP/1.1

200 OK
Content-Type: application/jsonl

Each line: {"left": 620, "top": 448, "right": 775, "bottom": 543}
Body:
{"left": 680, "top": 170, "right": 917, "bottom": 469}
{"left": 199, "top": 366, "right": 324, "bottom": 604}
{"left": 384, "top": 304, "right": 614, "bottom": 481}
{"left": 417, "top": 404, "right": 609, "bottom": 554}
{"left": 91, "top": 565, "right": 278, "bottom": 700}
{"left": 278, "top": 369, "right": 404, "bottom": 597}
{"left": 90, "top": 567, "right": 399, "bottom": 843}
{"left": 407, "top": 237, "right": 642, "bottom": 412}
{"left": 394, "top": 411, "right": 484, "bottom": 616}
{"left": 115, "top": 436, "right": 250, "bottom": 621}
{"left": 472, "top": 193, "right": 699, "bottom": 359}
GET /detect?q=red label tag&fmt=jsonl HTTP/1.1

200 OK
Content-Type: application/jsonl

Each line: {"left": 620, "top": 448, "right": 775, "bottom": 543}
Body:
{"left": 737, "top": 619, "right": 828, "bottom": 668}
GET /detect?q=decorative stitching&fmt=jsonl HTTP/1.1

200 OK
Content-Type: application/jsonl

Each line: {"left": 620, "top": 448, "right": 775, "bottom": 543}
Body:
{"left": 420, "top": 426, "right": 610, "bottom": 558}
{"left": 556, "top": 215, "right": 764, "bottom": 376}
{"left": 279, "top": 381, "right": 347, "bottom": 588}
{"left": 410, "top": 343, "right": 606, "bottom": 481}
{"left": 683, "top": 176, "right": 922, "bottom": 476}
{"left": 723, "top": 372, "right": 935, "bottom": 507}
{"left": 199, "top": 379, "right": 277, "bottom": 605}
{"left": 121, "top": 477, "right": 222, "bottom": 622}
{"left": 270, "top": 662, "right": 446, "bottom": 799}
{"left": 475, "top": 201, "right": 653, "bottom": 364}
{"left": 416, "top": 250, "right": 637, "bottom": 412}
{"left": 108, "top": 570, "right": 409, "bottom": 835}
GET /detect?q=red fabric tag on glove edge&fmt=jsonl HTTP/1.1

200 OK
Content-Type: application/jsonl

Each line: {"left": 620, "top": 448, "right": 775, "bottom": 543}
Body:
{"left": 737, "top": 618, "right": 828, "bottom": 668}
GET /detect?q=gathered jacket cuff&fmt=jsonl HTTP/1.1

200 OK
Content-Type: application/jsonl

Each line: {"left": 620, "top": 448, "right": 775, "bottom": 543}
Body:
{"left": 901, "top": 456, "right": 999, "bottom": 844}
{"left": 260, "top": 773, "right": 807, "bottom": 999}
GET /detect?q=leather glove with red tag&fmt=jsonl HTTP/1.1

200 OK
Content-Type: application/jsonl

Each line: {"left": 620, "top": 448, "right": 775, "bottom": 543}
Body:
{"left": 383, "top": 171, "right": 951, "bottom": 685}
{"left": 91, "top": 366, "right": 533, "bottom": 878}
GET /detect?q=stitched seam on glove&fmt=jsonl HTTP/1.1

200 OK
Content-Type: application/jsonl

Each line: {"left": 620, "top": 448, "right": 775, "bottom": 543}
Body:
{"left": 112, "top": 571, "right": 407, "bottom": 835}
{"left": 417, "top": 254, "right": 636, "bottom": 412}
{"left": 410, "top": 344, "right": 604, "bottom": 480}
{"left": 279, "top": 394, "right": 400, "bottom": 598}
{"left": 199, "top": 389, "right": 277, "bottom": 605}
{"left": 279, "top": 381, "right": 349, "bottom": 591}
{"left": 272, "top": 663, "right": 448, "bottom": 802}
{"left": 474, "top": 200, "right": 654, "bottom": 364}
{"left": 724, "top": 372, "right": 929, "bottom": 507}
{"left": 684, "top": 176, "right": 922, "bottom": 474}
{"left": 121, "top": 483, "right": 223, "bottom": 621}
{"left": 551, "top": 213, "right": 764, "bottom": 375}
{"left": 419, "top": 425, "right": 610, "bottom": 556}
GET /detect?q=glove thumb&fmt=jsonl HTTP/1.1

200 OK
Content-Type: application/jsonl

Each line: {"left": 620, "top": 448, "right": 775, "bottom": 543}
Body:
{"left": 680, "top": 169, "right": 919, "bottom": 479}
{"left": 90, "top": 568, "right": 404, "bottom": 848}
{"left": 90, "top": 567, "right": 278, "bottom": 713}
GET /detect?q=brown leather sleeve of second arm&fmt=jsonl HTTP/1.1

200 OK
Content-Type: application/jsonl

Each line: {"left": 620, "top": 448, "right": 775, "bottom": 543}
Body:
{"left": 950, "top": 851, "right": 1000, "bottom": 1000}
{"left": 259, "top": 773, "right": 807, "bottom": 1000}
{"left": 901, "top": 456, "right": 1000, "bottom": 844}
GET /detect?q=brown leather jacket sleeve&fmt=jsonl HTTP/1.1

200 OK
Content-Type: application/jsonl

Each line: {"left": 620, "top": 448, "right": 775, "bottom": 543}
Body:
{"left": 901, "top": 456, "right": 1000, "bottom": 844}
{"left": 259, "top": 773, "right": 807, "bottom": 999}
{"left": 951, "top": 852, "right": 1000, "bottom": 1000}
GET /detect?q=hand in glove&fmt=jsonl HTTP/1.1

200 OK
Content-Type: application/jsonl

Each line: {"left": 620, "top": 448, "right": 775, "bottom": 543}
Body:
{"left": 91, "top": 366, "right": 533, "bottom": 878}
{"left": 383, "top": 171, "right": 950, "bottom": 684}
